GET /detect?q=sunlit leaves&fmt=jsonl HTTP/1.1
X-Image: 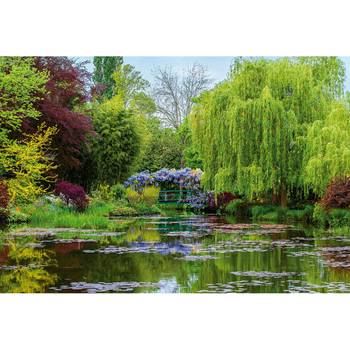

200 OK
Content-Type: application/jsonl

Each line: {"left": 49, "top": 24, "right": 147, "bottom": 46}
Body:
{"left": 190, "top": 57, "right": 345, "bottom": 203}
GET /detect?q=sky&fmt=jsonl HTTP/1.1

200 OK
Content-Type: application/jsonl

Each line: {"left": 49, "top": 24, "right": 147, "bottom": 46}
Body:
{"left": 84, "top": 57, "right": 350, "bottom": 91}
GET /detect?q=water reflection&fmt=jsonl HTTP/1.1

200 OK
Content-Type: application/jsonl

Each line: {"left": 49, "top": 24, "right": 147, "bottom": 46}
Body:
{"left": 0, "top": 240, "right": 57, "bottom": 293}
{"left": 2, "top": 215, "right": 350, "bottom": 292}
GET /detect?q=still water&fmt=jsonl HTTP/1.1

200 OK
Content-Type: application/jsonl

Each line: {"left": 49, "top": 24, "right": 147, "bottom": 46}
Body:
{"left": 1, "top": 214, "right": 350, "bottom": 293}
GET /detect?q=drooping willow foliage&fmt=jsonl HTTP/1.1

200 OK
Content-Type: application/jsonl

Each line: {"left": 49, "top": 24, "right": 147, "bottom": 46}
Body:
{"left": 303, "top": 103, "right": 350, "bottom": 196}
{"left": 190, "top": 57, "right": 345, "bottom": 205}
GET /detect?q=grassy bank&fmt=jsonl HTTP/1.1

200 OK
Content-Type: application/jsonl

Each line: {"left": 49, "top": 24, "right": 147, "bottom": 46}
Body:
{"left": 26, "top": 201, "right": 128, "bottom": 231}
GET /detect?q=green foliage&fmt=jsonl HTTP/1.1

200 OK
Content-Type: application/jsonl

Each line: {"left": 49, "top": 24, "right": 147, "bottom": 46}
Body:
{"left": 126, "top": 187, "right": 142, "bottom": 206}
{"left": 134, "top": 203, "right": 161, "bottom": 215}
{"left": 93, "top": 56, "right": 123, "bottom": 99}
{"left": 0, "top": 58, "right": 57, "bottom": 206}
{"left": 28, "top": 201, "right": 121, "bottom": 230}
{"left": 142, "top": 186, "right": 160, "bottom": 206}
{"left": 110, "top": 205, "right": 138, "bottom": 216}
{"left": 286, "top": 205, "right": 314, "bottom": 223}
{"left": 0, "top": 57, "right": 48, "bottom": 142}
{"left": 0, "top": 125, "right": 57, "bottom": 204}
{"left": 312, "top": 203, "right": 350, "bottom": 228}
{"left": 303, "top": 103, "right": 350, "bottom": 196}
{"left": 91, "top": 184, "right": 113, "bottom": 201}
{"left": 191, "top": 57, "right": 345, "bottom": 205}
{"left": 8, "top": 208, "right": 30, "bottom": 223}
{"left": 312, "top": 204, "right": 328, "bottom": 226}
{"left": 224, "top": 199, "right": 249, "bottom": 218}
{"left": 112, "top": 64, "right": 150, "bottom": 107}
{"left": 328, "top": 209, "right": 350, "bottom": 227}
{"left": 90, "top": 96, "right": 141, "bottom": 185}
{"left": 110, "top": 183, "right": 126, "bottom": 201}
{"left": 136, "top": 117, "right": 183, "bottom": 172}
{"left": 177, "top": 117, "right": 203, "bottom": 169}
{"left": 251, "top": 205, "right": 276, "bottom": 220}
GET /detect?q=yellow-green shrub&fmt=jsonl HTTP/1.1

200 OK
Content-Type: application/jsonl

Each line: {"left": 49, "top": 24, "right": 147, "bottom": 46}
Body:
{"left": 1, "top": 125, "right": 57, "bottom": 204}
{"left": 126, "top": 188, "right": 142, "bottom": 206}
{"left": 142, "top": 186, "right": 160, "bottom": 206}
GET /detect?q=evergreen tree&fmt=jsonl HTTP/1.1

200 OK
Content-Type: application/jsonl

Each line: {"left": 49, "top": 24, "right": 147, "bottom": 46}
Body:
{"left": 93, "top": 56, "right": 123, "bottom": 99}
{"left": 90, "top": 95, "right": 141, "bottom": 186}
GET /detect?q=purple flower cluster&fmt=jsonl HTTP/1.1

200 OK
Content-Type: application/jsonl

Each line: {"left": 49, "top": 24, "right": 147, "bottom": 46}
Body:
{"left": 185, "top": 191, "right": 208, "bottom": 210}
{"left": 124, "top": 168, "right": 203, "bottom": 191}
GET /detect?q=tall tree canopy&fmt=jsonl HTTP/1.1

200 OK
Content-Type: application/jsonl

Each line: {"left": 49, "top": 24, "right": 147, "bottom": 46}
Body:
{"left": 135, "top": 117, "right": 183, "bottom": 172}
{"left": 190, "top": 57, "right": 345, "bottom": 206}
{"left": 0, "top": 57, "right": 48, "bottom": 144}
{"left": 86, "top": 62, "right": 151, "bottom": 187}
{"left": 90, "top": 95, "right": 141, "bottom": 185}
{"left": 303, "top": 103, "right": 350, "bottom": 196}
{"left": 21, "top": 57, "right": 94, "bottom": 180}
{"left": 0, "top": 57, "right": 58, "bottom": 204}
{"left": 93, "top": 56, "right": 123, "bottom": 99}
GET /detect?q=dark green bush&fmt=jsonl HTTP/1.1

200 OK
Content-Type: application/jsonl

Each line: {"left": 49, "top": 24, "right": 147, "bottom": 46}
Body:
{"left": 328, "top": 209, "right": 350, "bottom": 227}
{"left": 312, "top": 204, "right": 350, "bottom": 227}
{"left": 134, "top": 203, "right": 161, "bottom": 215}
{"left": 224, "top": 199, "right": 250, "bottom": 219}
{"left": 111, "top": 184, "right": 126, "bottom": 201}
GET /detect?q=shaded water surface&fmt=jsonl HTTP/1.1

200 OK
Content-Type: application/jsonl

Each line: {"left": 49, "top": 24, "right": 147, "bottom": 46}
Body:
{"left": 1, "top": 215, "right": 350, "bottom": 293}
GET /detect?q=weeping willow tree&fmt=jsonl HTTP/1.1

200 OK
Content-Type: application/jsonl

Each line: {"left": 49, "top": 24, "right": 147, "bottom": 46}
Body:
{"left": 190, "top": 57, "right": 345, "bottom": 206}
{"left": 303, "top": 103, "right": 350, "bottom": 196}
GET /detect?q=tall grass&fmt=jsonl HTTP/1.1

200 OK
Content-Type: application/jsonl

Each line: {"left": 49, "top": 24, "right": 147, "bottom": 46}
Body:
{"left": 29, "top": 201, "right": 123, "bottom": 230}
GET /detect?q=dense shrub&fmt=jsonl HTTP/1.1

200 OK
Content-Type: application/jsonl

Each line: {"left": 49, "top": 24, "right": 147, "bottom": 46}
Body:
{"left": 91, "top": 184, "right": 112, "bottom": 201}
{"left": 207, "top": 192, "right": 236, "bottom": 212}
{"left": 224, "top": 199, "right": 250, "bottom": 219}
{"left": 110, "top": 206, "right": 138, "bottom": 217}
{"left": 54, "top": 181, "right": 89, "bottom": 211}
{"left": 286, "top": 205, "right": 314, "bottom": 223}
{"left": 126, "top": 188, "right": 142, "bottom": 206}
{"left": 186, "top": 191, "right": 208, "bottom": 210}
{"left": 8, "top": 208, "right": 30, "bottom": 223}
{"left": 111, "top": 184, "right": 126, "bottom": 201}
{"left": 142, "top": 186, "right": 160, "bottom": 206}
{"left": 134, "top": 203, "right": 161, "bottom": 215}
{"left": 320, "top": 177, "right": 350, "bottom": 209}
{"left": 328, "top": 209, "right": 350, "bottom": 227}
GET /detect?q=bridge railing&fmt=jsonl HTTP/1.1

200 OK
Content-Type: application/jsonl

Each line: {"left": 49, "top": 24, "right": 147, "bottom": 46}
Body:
{"left": 158, "top": 189, "right": 193, "bottom": 203}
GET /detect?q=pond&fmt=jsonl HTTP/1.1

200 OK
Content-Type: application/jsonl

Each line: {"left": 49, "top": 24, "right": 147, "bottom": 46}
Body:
{"left": 1, "top": 214, "right": 350, "bottom": 293}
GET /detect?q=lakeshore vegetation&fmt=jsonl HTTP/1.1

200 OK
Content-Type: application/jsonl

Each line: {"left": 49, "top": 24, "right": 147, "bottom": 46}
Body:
{"left": 1, "top": 56, "right": 350, "bottom": 230}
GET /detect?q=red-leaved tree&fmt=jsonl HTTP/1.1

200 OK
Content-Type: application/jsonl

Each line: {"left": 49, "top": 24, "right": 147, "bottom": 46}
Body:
{"left": 55, "top": 180, "right": 89, "bottom": 211}
{"left": 22, "top": 57, "right": 95, "bottom": 180}
{"left": 320, "top": 177, "right": 350, "bottom": 209}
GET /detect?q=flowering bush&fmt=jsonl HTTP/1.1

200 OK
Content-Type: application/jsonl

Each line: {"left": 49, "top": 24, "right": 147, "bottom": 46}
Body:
{"left": 124, "top": 168, "right": 202, "bottom": 191}
{"left": 54, "top": 181, "right": 89, "bottom": 211}
{"left": 185, "top": 191, "right": 209, "bottom": 210}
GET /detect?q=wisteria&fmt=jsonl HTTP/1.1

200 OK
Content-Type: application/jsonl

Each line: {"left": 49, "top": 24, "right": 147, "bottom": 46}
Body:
{"left": 124, "top": 168, "right": 203, "bottom": 191}
{"left": 185, "top": 191, "right": 209, "bottom": 209}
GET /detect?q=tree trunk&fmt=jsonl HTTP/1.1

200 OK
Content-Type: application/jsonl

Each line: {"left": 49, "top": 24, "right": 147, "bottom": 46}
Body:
{"left": 280, "top": 183, "right": 287, "bottom": 208}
